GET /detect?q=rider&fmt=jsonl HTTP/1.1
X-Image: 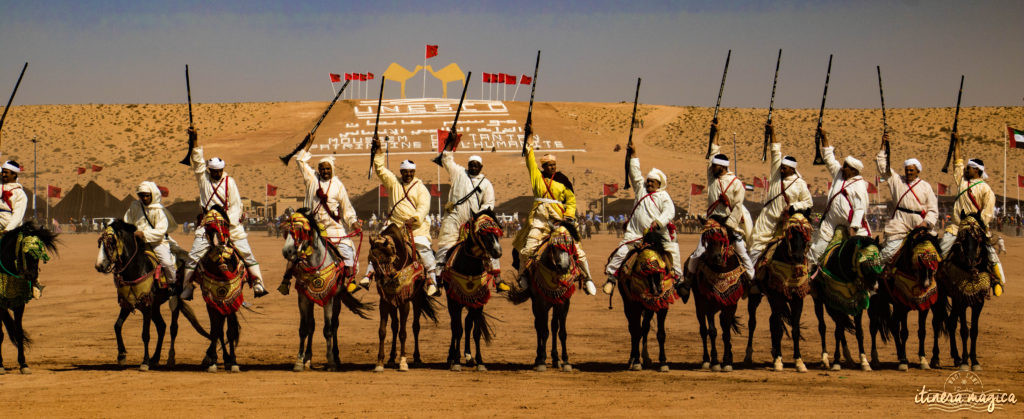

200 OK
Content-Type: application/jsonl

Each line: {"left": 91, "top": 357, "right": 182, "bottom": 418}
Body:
{"left": 941, "top": 132, "right": 1003, "bottom": 295}
{"left": 874, "top": 131, "right": 938, "bottom": 264}
{"left": 283, "top": 147, "right": 362, "bottom": 292}
{"left": 602, "top": 142, "right": 680, "bottom": 295}
{"left": 0, "top": 160, "right": 38, "bottom": 296}
{"left": 182, "top": 128, "right": 267, "bottom": 299}
{"left": 685, "top": 123, "right": 754, "bottom": 283}
{"left": 748, "top": 123, "right": 813, "bottom": 284}
{"left": 807, "top": 128, "right": 870, "bottom": 265}
{"left": 123, "top": 181, "right": 177, "bottom": 287}
{"left": 367, "top": 135, "right": 439, "bottom": 297}
{"left": 513, "top": 138, "right": 597, "bottom": 295}
{"left": 435, "top": 151, "right": 497, "bottom": 276}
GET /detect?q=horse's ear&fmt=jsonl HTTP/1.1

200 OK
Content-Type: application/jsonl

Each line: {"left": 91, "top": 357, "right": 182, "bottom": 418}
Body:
{"left": 959, "top": 210, "right": 966, "bottom": 220}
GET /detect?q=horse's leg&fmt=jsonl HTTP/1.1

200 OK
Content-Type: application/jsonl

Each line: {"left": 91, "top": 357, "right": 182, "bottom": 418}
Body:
{"left": 625, "top": 301, "right": 641, "bottom": 370}
{"left": 916, "top": 309, "right": 930, "bottom": 369}
{"left": 226, "top": 314, "right": 240, "bottom": 372}
{"left": 168, "top": 300, "right": 180, "bottom": 367}
{"left": 140, "top": 308, "right": 152, "bottom": 371}
{"left": 930, "top": 302, "right": 945, "bottom": 368}
{"left": 323, "top": 299, "right": 337, "bottom": 371}
{"left": 203, "top": 305, "right": 223, "bottom": 372}
{"left": 331, "top": 295, "right": 342, "bottom": 368}
{"left": 830, "top": 312, "right": 843, "bottom": 371}
{"left": 114, "top": 306, "right": 131, "bottom": 367}
{"left": 471, "top": 307, "right": 485, "bottom": 370}
{"left": 656, "top": 309, "right": 668, "bottom": 372}
{"left": 388, "top": 309, "right": 399, "bottom": 366}
{"left": 557, "top": 300, "right": 570, "bottom": 370}
{"left": 549, "top": 304, "right": 560, "bottom": 370}
{"left": 969, "top": 301, "right": 983, "bottom": 370}
{"left": 640, "top": 309, "right": 654, "bottom": 368}
{"left": 957, "top": 302, "right": 969, "bottom": 369}
{"left": 791, "top": 296, "right": 806, "bottom": 372}
{"left": 697, "top": 303, "right": 711, "bottom": 370}
{"left": 813, "top": 296, "right": 830, "bottom": 369}
{"left": 531, "top": 297, "right": 549, "bottom": 370}
{"left": 854, "top": 312, "right": 870, "bottom": 371}
{"left": 150, "top": 305, "right": 167, "bottom": 368}
{"left": 12, "top": 307, "right": 29, "bottom": 373}
{"left": 411, "top": 296, "right": 422, "bottom": 365}
{"left": 0, "top": 309, "right": 6, "bottom": 371}
{"left": 397, "top": 302, "right": 410, "bottom": 371}
{"left": 720, "top": 305, "right": 736, "bottom": 371}
{"left": 766, "top": 294, "right": 784, "bottom": 368}
{"left": 296, "top": 296, "right": 312, "bottom": 372}
{"left": 446, "top": 297, "right": 463, "bottom": 370}
{"left": 744, "top": 293, "right": 762, "bottom": 365}
{"left": 375, "top": 304, "right": 388, "bottom": 372}
{"left": 463, "top": 307, "right": 474, "bottom": 366}
{"left": 893, "top": 306, "right": 909, "bottom": 369}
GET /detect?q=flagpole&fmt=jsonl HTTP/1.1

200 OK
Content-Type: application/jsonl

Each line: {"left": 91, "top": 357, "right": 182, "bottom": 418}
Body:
{"left": 1004, "top": 124, "right": 1008, "bottom": 214}
{"left": 513, "top": 80, "right": 521, "bottom": 102}
{"left": 423, "top": 54, "right": 427, "bottom": 98}
{"left": 480, "top": 75, "right": 484, "bottom": 101}
{"left": 330, "top": 80, "right": 336, "bottom": 97}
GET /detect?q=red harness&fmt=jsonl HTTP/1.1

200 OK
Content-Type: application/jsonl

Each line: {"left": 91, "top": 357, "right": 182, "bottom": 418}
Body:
{"left": 824, "top": 177, "right": 870, "bottom": 234}
{"left": 314, "top": 180, "right": 344, "bottom": 223}
{"left": 203, "top": 176, "right": 230, "bottom": 212}
{"left": 386, "top": 179, "right": 421, "bottom": 219}
{"left": 892, "top": 178, "right": 927, "bottom": 219}
{"left": 706, "top": 177, "right": 739, "bottom": 218}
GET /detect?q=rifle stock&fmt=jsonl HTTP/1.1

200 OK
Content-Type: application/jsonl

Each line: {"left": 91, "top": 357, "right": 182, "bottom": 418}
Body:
{"left": 279, "top": 79, "right": 351, "bottom": 165}
{"left": 812, "top": 54, "right": 833, "bottom": 166}
{"left": 623, "top": 78, "right": 641, "bottom": 190}
{"left": 940, "top": 75, "right": 964, "bottom": 173}
{"left": 762, "top": 49, "right": 781, "bottom": 162}
{"left": 432, "top": 72, "right": 472, "bottom": 166}
{"left": 522, "top": 50, "right": 541, "bottom": 157}
{"left": 705, "top": 50, "right": 731, "bottom": 159}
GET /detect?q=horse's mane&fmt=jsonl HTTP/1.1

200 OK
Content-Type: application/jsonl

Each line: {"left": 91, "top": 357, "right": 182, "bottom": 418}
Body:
{"left": 8, "top": 221, "right": 59, "bottom": 254}
{"left": 960, "top": 211, "right": 988, "bottom": 233}
{"left": 473, "top": 208, "right": 497, "bottom": 221}
{"left": 555, "top": 219, "right": 580, "bottom": 242}
{"left": 295, "top": 207, "right": 323, "bottom": 238}
{"left": 641, "top": 230, "right": 666, "bottom": 253}
{"left": 704, "top": 214, "right": 737, "bottom": 238}
{"left": 206, "top": 204, "right": 231, "bottom": 225}
{"left": 907, "top": 227, "right": 942, "bottom": 251}
{"left": 108, "top": 219, "right": 137, "bottom": 234}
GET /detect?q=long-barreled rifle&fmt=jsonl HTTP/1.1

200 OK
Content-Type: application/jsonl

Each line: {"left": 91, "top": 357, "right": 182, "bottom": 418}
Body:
{"left": 761, "top": 50, "right": 781, "bottom": 161}
{"left": 940, "top": 75, "right": 965, "bottom": 173}
{"left": 623, "top": 78, "right": 641, "bottom": 190}
{"left": 278, "top": 79, "right": 352, "bottom": 165}
{"left": 178, "top": 65, "right": 196, "bottom": 165}
{"left": 812, "top": 54, "right": 833, "bottom": 165}
{"left": 431, "top": 72, "right": 472, "bottom": 165}
{"left": 367, "top": 76, "right": 386, "bottom": 177}
{"left": 705, "top": 50, "right": 731, "bottom": 159}
{"left": 0, "top": 62, "right": 28, "bottom": 148}
{"left": 877, "top": 65, "right": 890, "bottom": 171}
{"left": 521, "top": 50, "right": 541, "bottom": 157}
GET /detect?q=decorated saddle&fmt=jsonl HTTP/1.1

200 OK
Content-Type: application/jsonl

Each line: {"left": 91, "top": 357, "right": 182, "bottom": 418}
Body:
{"left": 0, "top": 233, "right": 52, "bottom": 308}
{"left": 617, "top": 244, "right": 678, "bottom": 311}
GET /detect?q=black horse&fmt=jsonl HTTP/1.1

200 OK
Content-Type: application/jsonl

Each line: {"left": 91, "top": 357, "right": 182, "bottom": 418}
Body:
{"left": 692, "top": 215, "right": 746, "bottom": 372}
{"left": 96, "top": 220, "right": 208, "bottom": 371}
{"left": 0, "top": 222, "right": 57, "bottom": 374}
{"left": 937, "top": 212, "right": 993, "bottom": 371}
{"left": 440, "top": 209, "right": 502, "bottom": 371}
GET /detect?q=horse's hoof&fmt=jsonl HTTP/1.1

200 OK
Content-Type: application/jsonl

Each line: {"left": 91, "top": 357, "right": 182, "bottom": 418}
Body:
{"left": 166, "top": 358, "right": 176, "bottom": 368}
{"left": 327, "top": 364, "right": 339, "bottom": 372}
{"left": 464, "top": 353, "right": 473, "bottom": 365}
{"left": 561, "top": 364, "right": 572, "bottom": 373}
{"left": 918, "top": 357, "right": 930, "bottom": 370}
{"left": 292, "top": 362, "right": 304, "bottom": 372}
{"left": 711, "top": 364, "right": 722, "bottom": 372}
{"left": 701, "top": 362, "right": 711, "bottom": 371}
{"left": 831, "top": 364, "right": 841, "bottom": 371}
{"left": 821, "top": 353, "right": 831, "bottom": 370}
{"left": 744, "top": 347, "right": 754, "bottom": 365}
{"left": 534, "top": 364, "right": 547, "bottom": 372}
{"left": 860, "top": 362, "right": 872, "bottom": 372}
{"left": 206, "top": 364, "right": 217, "bottom": 373}
{"left": 139, "top": 364, "right": 149, "bottom": 372}
{"left": 898, "top": 363, "right": 909, "bottom": 372}
{"left": 971, "top": 364, "right": 983, "bottom": 372}
{"left": 117, "top": 356, "right": 128, "bottom": 367}
{"left": 959, "top": 364, "right": 970, "bottom": 372}
{"left": 230, "top": 365, "right": 240, "bottom": 373}
{"left": 795, "top": 359, "right": 808, "bottom": 373}
{"left": 629, "top": 363, "right": 642, "bottom": 371}
{"left": 722, "top": 365, "right": 733, "bottom": 372}
{"left": 19, "top": 367, "right": 31, "bottom": 375}
{"left": 773, "top": 357, "right": 784, "bottom": 372}
{"left": 0, "top": 367, "right": 6, "bottom": 375}
{"left": 659, "top": 365, "right": 670, "bottom": 373}
{"left": 477, "top": 364, "right": 488, "bottom": 372}
{"left": 398, "top": 357, "right": 409, "bottom": 372}
{"left": 450, "top": 364, "right": 462, "bottom": 372}
{"left": 373, "top": 365, "right": 385, "bottom": 373}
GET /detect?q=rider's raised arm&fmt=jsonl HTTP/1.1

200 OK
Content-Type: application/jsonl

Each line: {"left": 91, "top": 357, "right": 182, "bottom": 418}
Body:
{"left": 628, "top": 157, "right": 644, "bottom": 192}
{"left": 294, "top": 150, "right": 316, "bottom": 187}
{"left": 372, "top": 148, "right": 398, "bottom": 189}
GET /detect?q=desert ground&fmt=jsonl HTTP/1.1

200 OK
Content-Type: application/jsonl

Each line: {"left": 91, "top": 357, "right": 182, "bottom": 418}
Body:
{"left": 0, "top": 229, "right": 1021, "bottom": 417}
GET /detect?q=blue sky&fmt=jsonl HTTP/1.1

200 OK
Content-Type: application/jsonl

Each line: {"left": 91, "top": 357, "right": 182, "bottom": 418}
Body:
{"left": 1, "top": 0, "right": 1021, "bottom": 108}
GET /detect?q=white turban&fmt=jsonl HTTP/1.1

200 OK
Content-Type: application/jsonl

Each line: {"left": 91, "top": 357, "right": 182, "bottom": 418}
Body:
{"left": 400, "top": 160, "right": 416, "bottom": 170}
{"left": 208, "top": 157, "right": 225, "bottom": 170}
{"left": 903, "top": 158, "right": 922, "bottom": 172}
{"left": 646, "top": 168, "right": 667, "bottom": 190}
{"left": 711, "top": 154, "right": 730, "bottom": 168}
{"left": 540, "top": 154, "right": 556, "bottom": 164}
{"left": 781, "top": 156, "right": 798, "bottom": 168}
{"left": 843, "top": 156, "right": 863, "bottom": 171}
{"left": 468, "top": 155, "right": 482, "bottom": 164}
{"left": 1, "top": 161, "right": 21, "bottom": 173}
{"left": 968, "top": 159, "right": 989, "bottom": 179}
{"left": 318, "top": 155, "right": 336, "bottom": 171}
{"left": 135, "top": 181, "right": 162, "bottom": 205}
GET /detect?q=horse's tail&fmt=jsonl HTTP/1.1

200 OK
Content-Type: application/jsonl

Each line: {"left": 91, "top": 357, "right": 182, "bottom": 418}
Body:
{"left": 867, "top": 292, "right": 892, "bottom": 344}
{"left": 175, "top": 297, "right": 211, "bottom": 339}
{"left": 932, "top": 292, "right": 951, "bottom": 338}
{"left": 505, "top": 284, "right": 531, "bottom": 305}
{"left": 339, "top": 289, "right": 376, "bottom": 320}
{"left": 415, "top": 290, "right": 441, "bottom": 324}
{"left": 834, "top": 312, "right": 856, "bottom": 335}
{"left": 729, "top": 310, "right": 743, "bottom": 335}
{"left": 227, "top": 313, "right": 241, "bottom": 347}
{"left": 0, "top": 309, "right": 31, "bottom": 349}
{"left": 774, "top": 296, "right": 793, "bottom": 339}
{"left": 478, "top": 310, "right": 497, "bottom": 344}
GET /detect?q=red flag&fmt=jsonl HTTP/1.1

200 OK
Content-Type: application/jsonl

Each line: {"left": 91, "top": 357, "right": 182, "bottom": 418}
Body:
{"left": 937, "top": 183, "right": 948, "bottom": 195}
{"left": 329, "top": 73, "right": 342, "bottom": 83}
{"left": 47, "top": 185, "right": 61, "bottom": 199}
{"left": 483, "top": 73, "right": 491, "bottom": 83}
{"left": 345, "top": 73, "right": 352, "bottom": 81}
{"left": 379, "top": 185, "right": 388, "bottom": 197}
{"left": 690, "top": 184, "right": 705, "bottom": 196}
{"left": 505, "top": 74, "right": 516, "bottom": 85}
{"left": 157, "top": 186, "right": 169, "bottom": 198}
{"left": 827, "top": 181, "right": 832, "bottom": 191}
{"left": 867, "top": 182, "right": 878, "bottom": 194}
{"left": 430, "top": 184, "right": 441, "bottom": 197}
{"left": 92, "top": 165, "right": 102, "bottom": 172}
{"left": 437, "top": 129, "right": 462, "bottom": 152}
{"left": 425, "top": 44, "right": 439, "bottom": 59}
{"left": 266, "top": 184, "right": 278, "bottom": 197}
{"left": 76, "top": 167, "right": 86, "bottom": 175}
{"left": 753, "top": 176, "right": 765, "bottom": 189}
{"left": 497, "top": 74, "right": 505, "bottom": 83}
{"left": 603, "top": 183, "right": 619, "bottom": 196}
{"left": 367, "top": 72, "right": 374, "bottom": 80}
{"left": 520, "top": 75, "right": 532, "bottom": 85}
{"left": 1018, "top": 175, "right": 1024, "bottom": 188}
{"left": 359, "top": 73, "right": 367, "bottom": 81}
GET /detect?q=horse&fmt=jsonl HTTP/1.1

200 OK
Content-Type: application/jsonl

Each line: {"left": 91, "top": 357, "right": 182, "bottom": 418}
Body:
{"left": 193, "top": 206, "right": 256, "bottom": 373}
{"left": 745, "top": 210, "right": 814, "bottom": 372}
{"left": 810, "top": 230, "right": 883, "bottom": 371}
{"left": 440, "top": 209, "right": 502, "bottom": 372}
{"left": 280, "top": 209, "right": 373, "bottom": 372}
{"left": 0, "top": 222, "right": 57, "bottom": 374}
{"left": 96, "top": 220, "right": 208, "bottom": 371}
{"left": 508, "top": 221, "right": 584, "bottom": 372}
{"left": 368, "top": 222, "right": 439, "bottom": 372}
{"left": 871, "top": 227, "right": 946, "bottom": 371}
{"left": 692, "top": 215, "right": 746, "bottom": 372}
{"left": 936, "top": 212, "right": 993, "bottom": 372}
{"left": 609, "top": 229, "right": 679, "bottom": 372}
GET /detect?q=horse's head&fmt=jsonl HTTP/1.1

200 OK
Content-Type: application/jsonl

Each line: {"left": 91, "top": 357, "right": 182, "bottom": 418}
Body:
{"left": 543, "top": 224, "right": 577, "bottom": 275}
{"left": 954, "top": 211, "right": 988, "bottom": 270}
{"left": 780, "top": 210, "right": 813, "bottom": 264}
{"left": 899, "top": 227, "right": 942, "bottom": 288}
{"left": 96, "top": 220, "right": 137, "bottom": 273}
{"left": 369, "top": 232, "right": 398, "bottom": 267}
{"left": 468, "top": 210, "right": 503, "bottom": 260}
{"left": 5, "top": 222, "right": 57, "bottom": 283}
{"left": 201, "top": 205, "right": 232, "bottom": 248}
{"left": 700, "top": 216, "right": 732, "bottom": 267}
{"left": 854, "top": 236, "right": 884, "bottom": 291}
{"left": 281, "top": 208, "right": 321, "bottom": 262}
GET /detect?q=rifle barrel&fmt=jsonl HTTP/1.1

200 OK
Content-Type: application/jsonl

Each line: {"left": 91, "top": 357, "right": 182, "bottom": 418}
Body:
{"left": 812, "top": 54, "right": 833, "bottom": 165}
{"left": 941, "top": 75, "right": 965, "bottom": 173}
{"left": 762, "top": 49, "right": 782, "bottom": 161}
{"left": 624, "top": 78, "right": 641, "bottom": 190}
{"left": 186, "top": 65, "right": 193, "bottom": 128}
{"left": 522, "top": 50, "right": 541, "bottom": 156}
{"left": 705, "top": 50, "right": 731, "bottom": 159}
{"left": 0, "top": 62, "right": 29, "bottom": 144}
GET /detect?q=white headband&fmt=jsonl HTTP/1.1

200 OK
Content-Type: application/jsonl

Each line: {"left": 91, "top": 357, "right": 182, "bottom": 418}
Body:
{"left": 1, "top": 161, "right": 20, "bottom": 173}
{"left": 844, "top": 156, "right": 864, "bottom": 171}
{"left": 781, "top": 156, "right": 798, "bottom": 168}
{"left": 468, "top": 155, "right": 482, "bottom": 164}
{"left": 711, "top": 157, "right": 730, "bottom": 168}
{"left": 208, "top": 158, "right": 225, "bottom": 170}
{"left": 903, "top": 158, "right": 922, "bottom": 172}
{"left": 400, "top": 160, "right": 416, "bottom": 170}
{"left": 318, "top": 155, "right": 336, "bottom": 168}
{"left": 967, "top": 159, "right": 989, "bottom": 179}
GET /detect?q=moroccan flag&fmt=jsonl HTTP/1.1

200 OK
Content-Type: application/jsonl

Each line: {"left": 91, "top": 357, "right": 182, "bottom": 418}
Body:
{"left": 483, "top": 73, "right": 492, "bottom": 83}
{"left": 603, "top": 183, "right": 618, "bottom": 196}
{"left": 937, "top": 183, "right": 948, "bottom": 195}
{"left": 47, "top": 185, "right": 61, "bottom": 198}
{"left": 359, "top": 73, "right": 367, "bottom": 81}
{"left": 329, "top": 73, "right": 342, "bottom": 83}
{"left": 266, "top": 184, "right": 278, "bottom": 196}
{"left": 379, "top": 185, "right": 388, "bottom": 197}
{"left": 867, "top": 181, "right": 878, "bottom": 194}
{"left": 158, "top": 186, "right": 169, "bottom": 197}
{"left": 425, "top": 44, "right": 439, "bottom": 59}
{"left": 92, "top": 165, "right": 102, "bottom": 172}
{"left": 76, "top": 167, "right": 86, "bottom": 175}
{"left": 497, "top": 74, "right": 505, "bottom": 83}
{"left": 505, "top": 75, "right": 516, "bottom": 85}
{"left": 345, "top": 73, "right": 352, "bottom": 81}
{"left": 1018, "top": 175, "right": 1024, "bottom": 188}
{"left": 430, "top": 184, "right": 441, "bottom": 197}
{"left": 367, "top": 72, "right": 374, "bottom": 80}
{"left": 437, "top": 129, "right": 462, "bottom": 152}
{"left": 753, "top": 176, "right": 766, "bottom": 189}
{"left": 520, "top": 75, "right": 532, "bottom": 85}
{"left": 1009, "top": 126, "right": 1024, "bottom": 149}
{"left": 690, "top": 184, "right": 705, "bottom": 196}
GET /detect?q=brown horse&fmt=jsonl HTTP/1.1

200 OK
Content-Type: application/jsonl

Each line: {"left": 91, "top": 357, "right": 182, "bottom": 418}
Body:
{"left": 936, "top": 212, "right": 992, "bottom": 371}
{"left": 692, "top": 215, "right": 746, "bottom": 372}
{"left": 368, "top": 223, "right": 438, "bottom": 372}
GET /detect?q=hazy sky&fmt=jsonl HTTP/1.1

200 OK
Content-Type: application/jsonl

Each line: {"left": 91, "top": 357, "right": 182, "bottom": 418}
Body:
{"left": 1, "top": 0, "right": 1022, "bottom": 108}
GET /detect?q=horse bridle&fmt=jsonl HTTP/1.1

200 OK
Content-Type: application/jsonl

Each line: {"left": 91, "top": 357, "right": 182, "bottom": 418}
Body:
{"left": 465, "top": 215, "right": 503, "bottom": 260}
{"left": 98, "top": 227, "right": 138, "bottom": 275}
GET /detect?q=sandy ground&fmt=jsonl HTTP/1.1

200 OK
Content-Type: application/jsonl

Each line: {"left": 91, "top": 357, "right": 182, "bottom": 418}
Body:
{"left": 1, "top": 230, "right": 1021, "bottom": 417}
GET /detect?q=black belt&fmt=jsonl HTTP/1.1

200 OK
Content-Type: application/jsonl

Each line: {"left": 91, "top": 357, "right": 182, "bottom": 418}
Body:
{"left": 895, "top": 206, "right": 927, "bottom": 218}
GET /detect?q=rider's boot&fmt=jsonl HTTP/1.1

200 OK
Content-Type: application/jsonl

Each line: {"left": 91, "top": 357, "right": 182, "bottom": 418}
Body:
{"left": 675, "top": 266, "right": 693, "bottom": 304}
{"left": 992, "top": 262, "right": 1005, "bottom": 297}
{"left": 579, "top": 258, "right": 597, "bottom": 296}
{"left": 425, "top": 271, "right": 440, "bottom": 297}
{"left": 248, "top": 264, "right": 269, "bottom": 298}
{"left": 180, "top": 268, "right": 195, "bottom": 300}
{"left": 602, "top": 275, "right": 616, "bottom": 295}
